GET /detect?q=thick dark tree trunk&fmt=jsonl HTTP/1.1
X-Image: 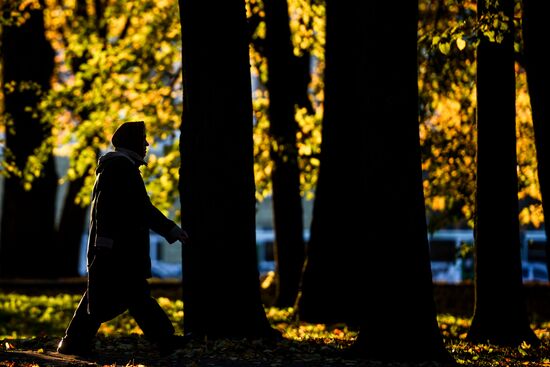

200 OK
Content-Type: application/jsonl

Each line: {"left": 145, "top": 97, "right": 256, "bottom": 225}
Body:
{"left": 264, "top": 0, "right": 306, "bottom": 308}
{"left": 0, "top": 4, "right": 58, "bottom": 278}
{"left": 297, "top": 0, "right": 365, "bottom": 326}
{"left": 351, "top": 2, "right": 449, "bottom": 362}
{"left": 179, "top": 0, "right": 275, "bottom": 337}
{"left": 522, "top": 0, "right": 550, "bottom": 279}
{"left": 299, "top": 0, "right": 448, "bottom": 361}
{"left": 467, "top": 0, "right": 539, "bottom": 345}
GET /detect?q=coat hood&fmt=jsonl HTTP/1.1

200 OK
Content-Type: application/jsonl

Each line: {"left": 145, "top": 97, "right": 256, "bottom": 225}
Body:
{"left": 96, "top": 150, "right": 145, "bottom": 173}
{"left": 111, "top": 121, "right": 145, "bottom": 154}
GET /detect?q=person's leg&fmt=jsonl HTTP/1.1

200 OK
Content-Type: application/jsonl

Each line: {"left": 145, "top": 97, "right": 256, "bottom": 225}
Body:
{"left": 57, "top": 292, "right": 101, "bottom": 355}
{"left": 128, "top": 279, "right": 190, "bottom": 355}
{"left": 128, "top": 279, "right": 175, "bottom": 341}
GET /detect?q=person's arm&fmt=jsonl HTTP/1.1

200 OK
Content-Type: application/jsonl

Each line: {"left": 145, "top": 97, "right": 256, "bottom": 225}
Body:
{"left": 148, "top": 200, "right": 189, "bottom": 245}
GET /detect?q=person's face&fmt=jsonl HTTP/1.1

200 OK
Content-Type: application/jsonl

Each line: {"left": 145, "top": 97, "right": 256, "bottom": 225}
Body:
{"left": 142, "top": 134, "right": 149, "bottom": 158}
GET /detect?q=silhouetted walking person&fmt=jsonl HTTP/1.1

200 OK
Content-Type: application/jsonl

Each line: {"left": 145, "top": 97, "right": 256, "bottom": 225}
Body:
{"left": 57, "top": 121, "right": 189, "bottom": 357}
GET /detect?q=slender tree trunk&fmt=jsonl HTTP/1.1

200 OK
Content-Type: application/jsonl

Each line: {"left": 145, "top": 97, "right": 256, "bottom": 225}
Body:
{"left": 264, "top": 0, "right": 306, "bottom": 308}
{"left": 291, "top": 51, "right": 313, "bottom": 114}
{"left": 179, "top": 0, "right": 275, "bottom": 338}
{"left": 522, "top": 0, "right": 550, "bottom": 279}
{"left": 0, "top": 3, "right": 58, "bottom": 278}
{"left": 351, "top": 1, "right": 449, "bottom": 362}
{"left": 467, "top": 0, "right": 538, "bottom": 345}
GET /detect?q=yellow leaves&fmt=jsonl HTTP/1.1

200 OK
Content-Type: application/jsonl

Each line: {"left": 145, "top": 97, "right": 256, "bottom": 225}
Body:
{"left": 432, "top": 196, "right": 446, "bottom": 211}
{"left": 261, "top": 271, "right": 275, "bottom": 289}
{"left": 287, "top": 0, "right": 325, "bottom": 58}
{"left": 19, "top": 0, "right": 40, "bottom": 11}
{"left": 456, "top": 37, "right": 466, "bottom": 51}
{"left": 519, "top": 205, "right": 544, "bottom": 228}
{"left": 438, "top": 42, "right": 451, "bottom": 55}
{"left": 432, "top": 34, "right": 466, "bottom": 55}
{"left": 518, "top": 341, "right": 531, "bottom": 357}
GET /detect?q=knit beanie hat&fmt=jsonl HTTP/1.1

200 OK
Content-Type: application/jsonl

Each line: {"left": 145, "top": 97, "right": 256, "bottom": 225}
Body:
{"left": 111, "top": 121, "right": 145, "bottom": 155}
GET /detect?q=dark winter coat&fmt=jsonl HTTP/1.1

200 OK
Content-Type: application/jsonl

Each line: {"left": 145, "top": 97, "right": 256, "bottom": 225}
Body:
{"left": 86, "top": 150, "right": 178, "bottom": 321}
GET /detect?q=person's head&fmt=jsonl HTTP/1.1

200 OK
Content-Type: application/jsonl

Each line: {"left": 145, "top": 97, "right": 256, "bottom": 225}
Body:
{"left": 111, "top": 121, "right": 149, "bottom": 158}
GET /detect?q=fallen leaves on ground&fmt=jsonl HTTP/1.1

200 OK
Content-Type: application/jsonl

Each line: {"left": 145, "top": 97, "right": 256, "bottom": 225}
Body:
{"left": 1, "top": 294, "right": 549, "bottom": 366}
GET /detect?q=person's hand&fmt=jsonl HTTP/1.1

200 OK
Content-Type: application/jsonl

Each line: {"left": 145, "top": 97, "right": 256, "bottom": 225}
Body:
{"left": 168, "top": 225, "right": 190, "bottom": 245}
{"left": 177, "top": 229, "right": 190, "bottom": 245}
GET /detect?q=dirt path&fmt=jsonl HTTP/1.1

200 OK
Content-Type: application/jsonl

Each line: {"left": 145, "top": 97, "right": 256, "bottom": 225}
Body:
{"left": 0, "top": 336, "right": 457, "bottom": 367}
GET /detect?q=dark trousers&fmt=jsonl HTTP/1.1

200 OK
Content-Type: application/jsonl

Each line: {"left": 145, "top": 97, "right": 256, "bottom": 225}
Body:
{"left": 63, "top": 279, "right": 175, "bottom": 346}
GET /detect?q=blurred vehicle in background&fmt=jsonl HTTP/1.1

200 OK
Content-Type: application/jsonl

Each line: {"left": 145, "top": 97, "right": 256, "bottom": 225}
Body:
{"left": 426, "top": 229, "right": 548, "bottom": 283}
{"left": 428, "top": 229, "right": 474, "bottom": 283}
{"left": 77, "top": 228, "right": 548, "bottom": 283}
{"left": 255, "top": 228, "right": 548, "bottom": 284}
{"left": 521, "top": 230, "right": 549, "bottom": 282}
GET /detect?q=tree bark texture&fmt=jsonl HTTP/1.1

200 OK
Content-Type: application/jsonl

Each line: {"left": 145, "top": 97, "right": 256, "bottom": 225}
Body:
{"left": 351, "top": 2, "right": 449, "bottom": 362}
{"left": 179, "top": 0, "right": 274, "bottom": 338}
{"left": 467, "top": 0, "right": 538, "bottom": 345}
{"left": 297, "top": 0, "right": 366, "bottom": 326}
{"left": 0, "top": 4, "right": 58, "bottom": 278}
{"left": 299, "top": 3, "right": 448, "bottom": 361}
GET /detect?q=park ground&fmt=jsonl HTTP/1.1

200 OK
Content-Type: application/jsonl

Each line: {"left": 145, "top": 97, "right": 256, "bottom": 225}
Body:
{"left": 0, "top": 289, "right": 549, "bottom": 366}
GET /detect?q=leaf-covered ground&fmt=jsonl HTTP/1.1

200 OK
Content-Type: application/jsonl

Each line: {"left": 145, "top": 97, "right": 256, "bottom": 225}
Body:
{"left": 1, "top": 293, "right": 549, "bottom": 366}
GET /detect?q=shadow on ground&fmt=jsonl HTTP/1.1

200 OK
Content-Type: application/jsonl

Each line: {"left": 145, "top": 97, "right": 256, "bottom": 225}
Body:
{"left": 0, "top": 335, "right": 457, "bottom": 367}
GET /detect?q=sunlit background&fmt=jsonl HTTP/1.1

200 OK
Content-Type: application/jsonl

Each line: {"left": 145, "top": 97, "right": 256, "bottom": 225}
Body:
{"left": 0, "top": 0, "right": 547, "bottom": 282}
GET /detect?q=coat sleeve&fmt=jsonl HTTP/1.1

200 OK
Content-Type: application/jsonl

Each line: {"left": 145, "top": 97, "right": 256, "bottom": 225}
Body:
{"left": 147, "top": 200, "right": 183, "bottom": 243}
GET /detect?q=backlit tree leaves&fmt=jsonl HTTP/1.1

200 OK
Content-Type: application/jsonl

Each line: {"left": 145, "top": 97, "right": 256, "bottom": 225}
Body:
{"left": 0, "top": 0, "right": 545, "bottom": 228}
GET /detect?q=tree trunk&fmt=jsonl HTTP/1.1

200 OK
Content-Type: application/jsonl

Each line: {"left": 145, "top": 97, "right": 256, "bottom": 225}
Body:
{"left": 297, "top": 0, "right": 365, "bottom": 326}
{"left": 179, "top": 0, "right": 275, "bottom": 338}
{"left": 351, "top": 1, "right": 449, "bottom": 362}
{"left": 298, "top": 0, "right": 449, "bottom": 360}
{"left": 522, "top": 0, "right": 550, "bottom": 279}
{"left": 467, "top": 0, "right": 539, "bottom": 345}
{"left": 264, "top": 0, "right": 306, "bottom": 308}
{"left": 0, "top": 3, "right": 58, "bottom": 278}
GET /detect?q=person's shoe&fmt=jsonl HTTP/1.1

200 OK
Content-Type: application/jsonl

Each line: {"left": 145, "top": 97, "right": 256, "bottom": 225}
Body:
{"left": 157, "top": 334, "right": 192, "bottom": 357}
{"left": 56, "top": 337, "right": 92, "bottom": 356}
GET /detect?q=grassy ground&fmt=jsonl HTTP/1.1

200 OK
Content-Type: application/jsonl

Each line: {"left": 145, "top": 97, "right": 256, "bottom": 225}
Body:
{"left": 0, "top": 293, "right": 549, "bottom": 366}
